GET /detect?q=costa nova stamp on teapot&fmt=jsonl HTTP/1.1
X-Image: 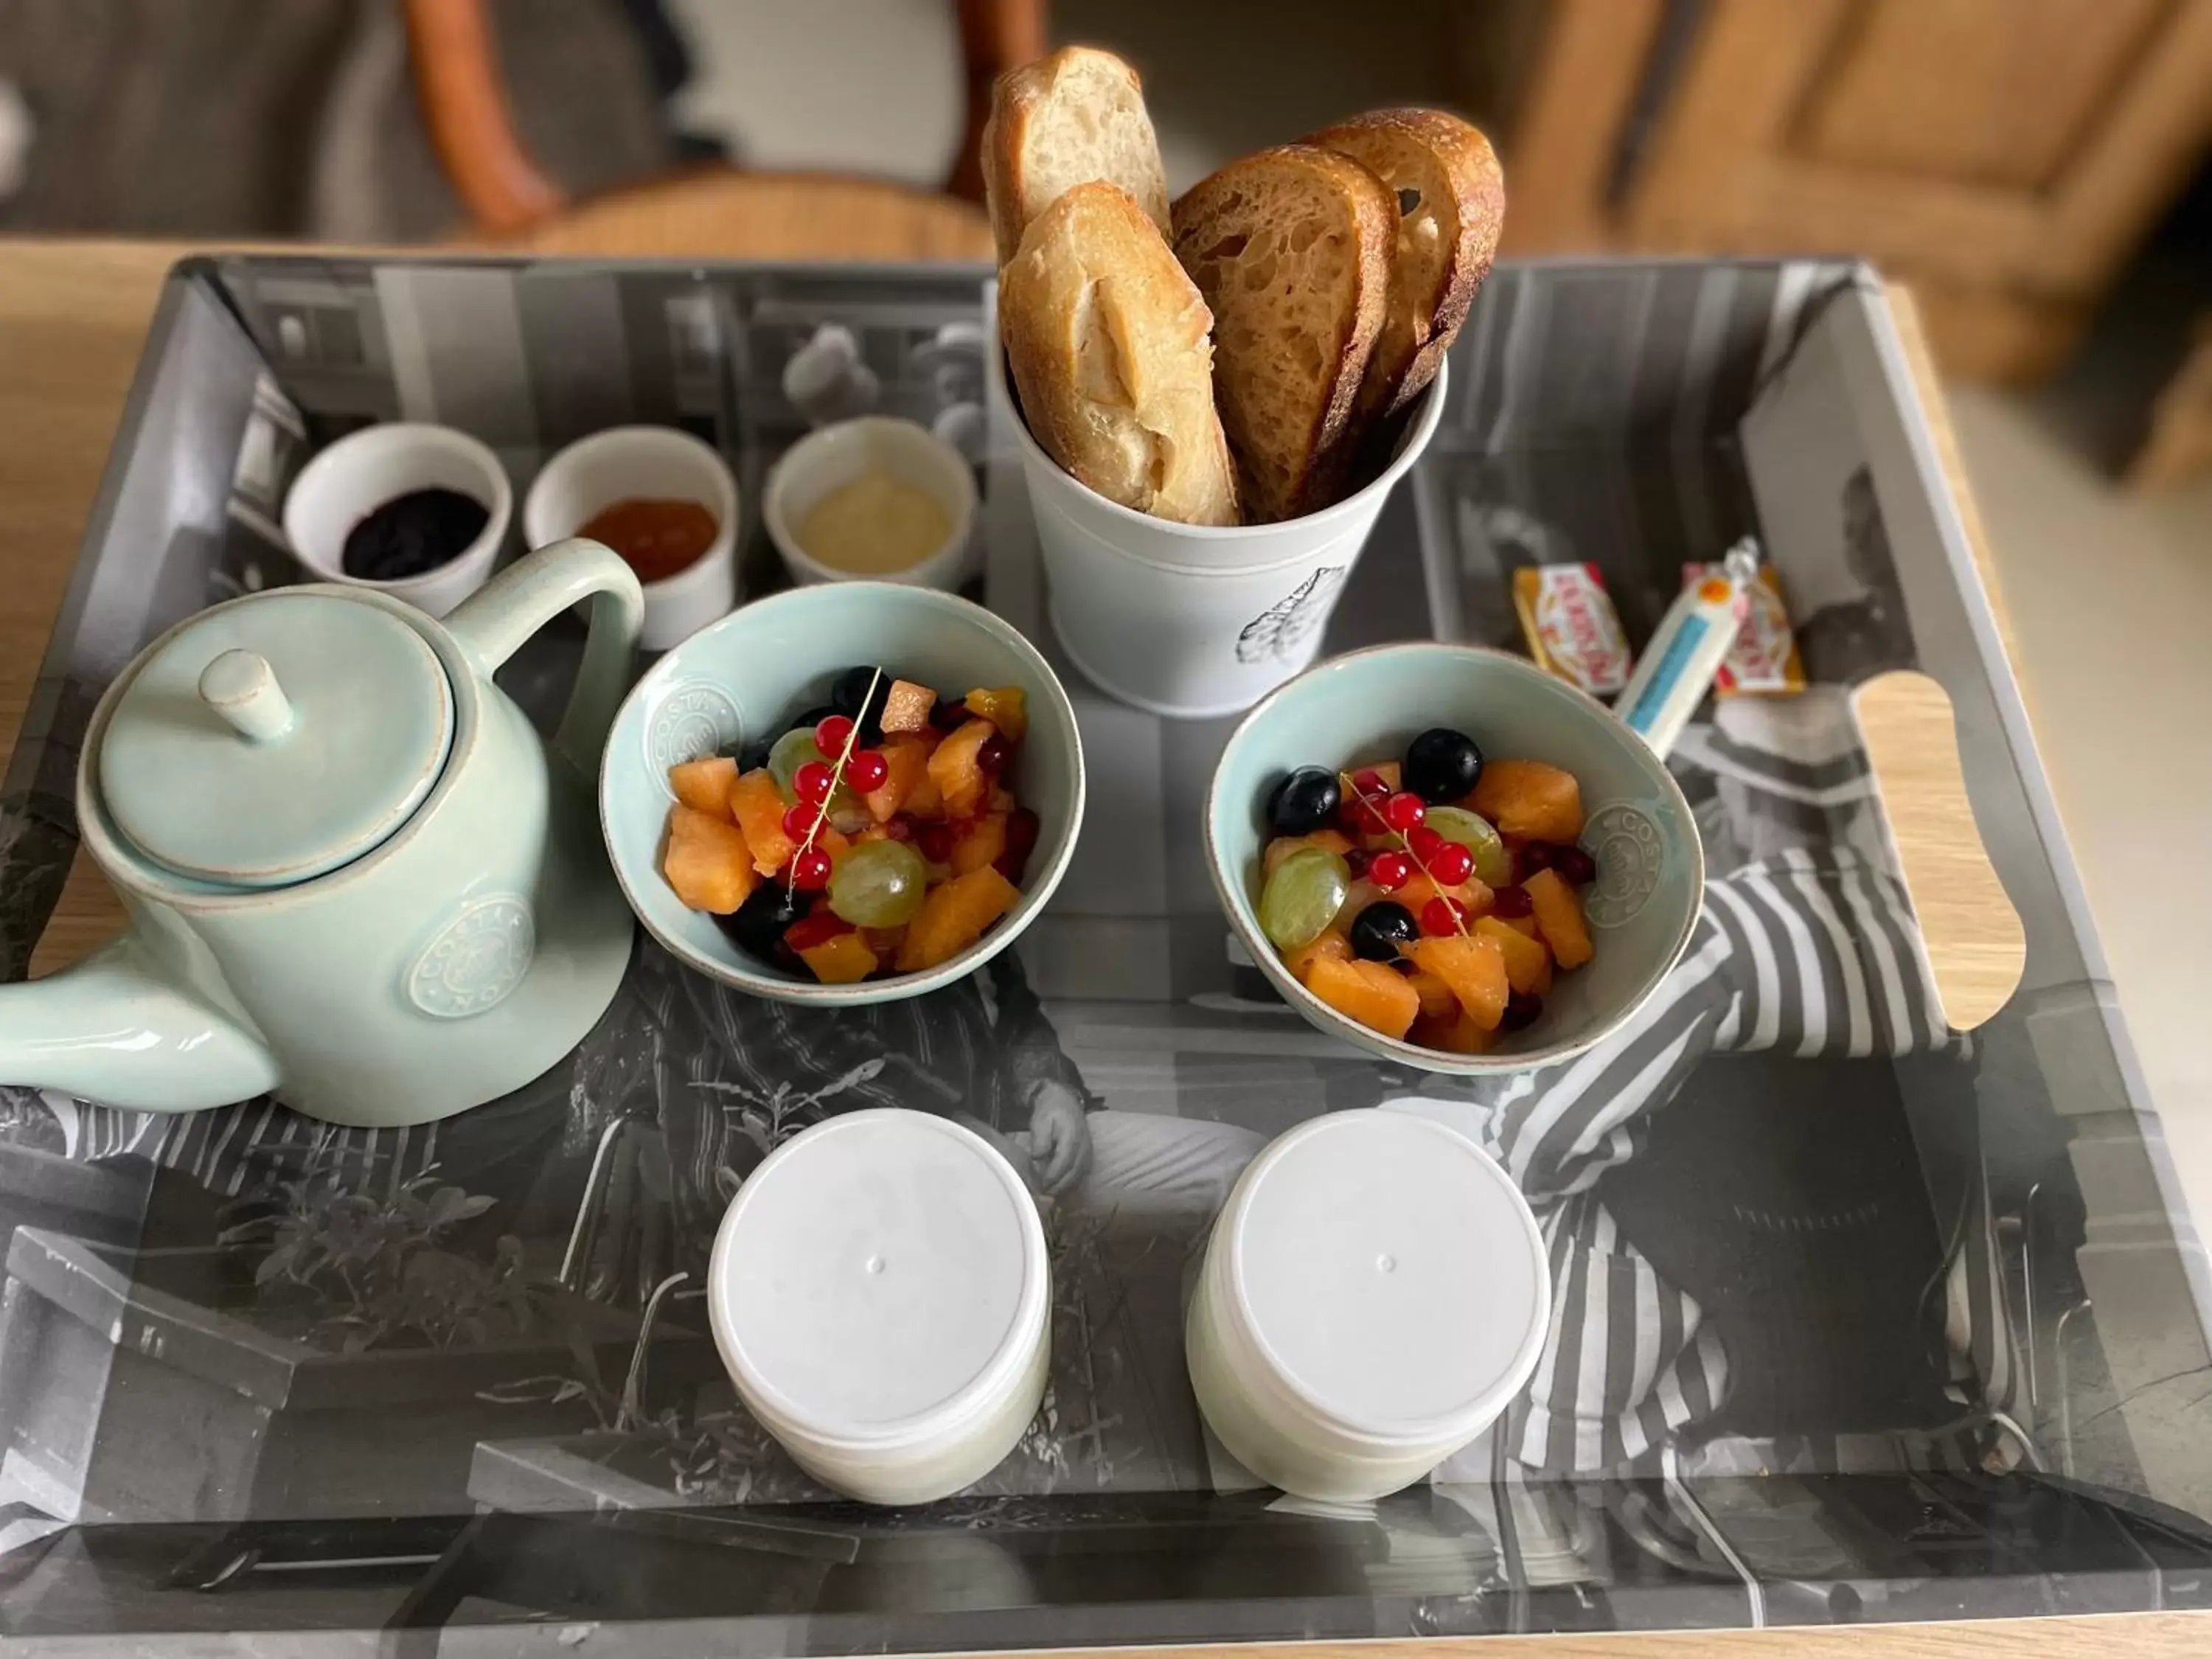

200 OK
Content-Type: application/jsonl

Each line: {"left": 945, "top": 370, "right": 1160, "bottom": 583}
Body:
{"left": 0, "top": 538, "right": 644, "bottom": 1126}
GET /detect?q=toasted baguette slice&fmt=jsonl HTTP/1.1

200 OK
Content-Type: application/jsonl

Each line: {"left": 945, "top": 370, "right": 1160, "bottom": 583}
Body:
{"left": 1000, "top": 182, "right": 1239, "bottom": 526}
{"left": 984, "top": 46, "right": 1172, "bottom": 268}
{"left": 1171, "top": 147, "right": 1395, "bottom": 523}
{"left": 1306, "top": 108, "right": 1504, "bottom": 422}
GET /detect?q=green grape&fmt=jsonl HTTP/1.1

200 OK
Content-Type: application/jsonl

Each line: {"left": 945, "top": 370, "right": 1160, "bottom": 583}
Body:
{"left": 1258, "top": 846, "right": 1350, "bottom": 951}
{"left": 827, "top": 839, "right": 929, "bottom": 928}
{"left": 1426, "top": 807, "right": 1512, "bottom": 887}
{"left": 768, "top": 728, "right": 821, "bottom": 795}
{"left": 770, "top": 726, "right": 863, "bottom": 821}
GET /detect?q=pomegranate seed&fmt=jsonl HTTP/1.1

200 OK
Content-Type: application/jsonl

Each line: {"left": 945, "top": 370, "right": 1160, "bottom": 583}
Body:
{"left": 793, "top": 761, "right": 835, "bottom": 805}
{"left": 782, "top": 803, "right": 818, "bottom": 841}
{"left": 846, "top": 748, "right": 890, "bottom": 791}
{"left": 1517, "top": 841, "right": 1556, "bottom": 880}
{"left": 1490, "top": 884, "right": 1533, "bottom": 918}
{"left": 1406, "top": 824, "right": 1444, "bottom": 861}
{"left": 976, "top": 734, "right": 1012, "bottom": 774}
{"left": 1370, "top": 851, "right": 1413, "bottom": 891}
{"left": 1419, "top": 897, "right": 1466, "bottom": 937}
{"left": 1383, "top": 792, "right": 1426, "bottom": 832}
{"left": 1344, "top": 847, "right": 1373, "bottom": 879}
{"left": 813, "top": 714, "right": 855, "bottom": 757}
{"left": 932, "top": 698, "right": 970, "bottom": 731}
{"left": 917, "top": 823, "right": 956, "bottom": 863}
{"left": 1430, "top": 841, "right": 1475, "bottom": 885}
{"left": 1500, "top": 990, "right": 1544, "bottom": 1031}
{"left": 785, "top": 911, "right": 855, "bottom": 953}
{"left": 1550, "top": 844, "right": 1598, "bottom": 886}
{"left": 883, "top": 815, "right": 917, "bottom": 842}
{"left": 790, "top": 847, "right": 834, "bottom": 890}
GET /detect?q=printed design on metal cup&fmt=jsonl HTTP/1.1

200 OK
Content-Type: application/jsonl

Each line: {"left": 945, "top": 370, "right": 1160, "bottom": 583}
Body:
{"left": 406, "top": 894, "right": 537, "bottom": 1018}
{"left": 1580, "top": 801, "right": 1665, "bottom": 928}
{"left": 1236, "top": 566, "right": 1347, "bottom": 665}
{"left": 647, "top": 682, "right": 744, "bottom": 789}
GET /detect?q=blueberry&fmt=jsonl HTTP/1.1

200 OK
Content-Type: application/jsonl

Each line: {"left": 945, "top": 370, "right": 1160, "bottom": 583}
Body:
{"left": 717, "top": 883, "right": 806, "bottom": 969}
{"left": 1349, "top": 901, "right": 1418, "bottom": 962}
{"left": 1267, "top": 767, "right": 1341, "bottom": 837}
{"left": 1404, "top": 728, "right": 1484, "bottom": 805}
{"left": 1500, "top": 990, "right": 1543, "bottom": 1031}
{"left": 831, "top": 666, "right": 893, "bottom": 740}
{"left": 734, "top": 737, "right": 774, "bottom": 772}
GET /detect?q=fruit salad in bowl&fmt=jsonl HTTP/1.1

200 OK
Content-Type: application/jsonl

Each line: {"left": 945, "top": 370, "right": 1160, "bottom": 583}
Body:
{"left": 602, "top": 583, "right": 1083, "bottom": 1004}
{"left": 1206, "top": 642, "right": 1703, "bottom": 1073}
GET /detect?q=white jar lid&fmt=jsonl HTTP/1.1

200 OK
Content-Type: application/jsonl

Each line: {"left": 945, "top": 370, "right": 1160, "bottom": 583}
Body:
{"left": 1219, "top": 1110, "right": 1548, "bottom": 1449}
{"left": 708, "top": 1110, "right": 1048, "bottom": 1452}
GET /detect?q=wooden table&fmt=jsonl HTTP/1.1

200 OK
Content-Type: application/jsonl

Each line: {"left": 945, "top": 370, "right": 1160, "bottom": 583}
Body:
{"left": 0, "top": 238, "right": 2192, "bottom": 1656}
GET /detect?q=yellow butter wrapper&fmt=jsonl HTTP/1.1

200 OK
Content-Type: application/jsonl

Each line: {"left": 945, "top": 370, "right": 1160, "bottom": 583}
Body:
{"left": 1682, "top": 561, "right": 1805, "bottom": 696}
{"left": 1512, "top": 564, "right": 1632, "bottom": 695}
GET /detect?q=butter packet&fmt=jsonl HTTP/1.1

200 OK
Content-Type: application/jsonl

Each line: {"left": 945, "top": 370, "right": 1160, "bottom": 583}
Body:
{"left": 1512, "top": 563, "right": 1632, "bottom": 695}
{"left": 1680, "top": 558, "right": 1806, "bottom": 696}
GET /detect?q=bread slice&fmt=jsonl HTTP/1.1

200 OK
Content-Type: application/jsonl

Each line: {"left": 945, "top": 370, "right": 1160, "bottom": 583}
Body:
{"left": 1305, "top": 108, "right": 1504, "bottom": 422}
{"left": 1171, "top": 146, "right": 1396, "bottom": 522}
{"left": 999, "top": 182, "right": 1239, "bottom": 526}
{"left": 984, "top": 47, "right": 1172, "bottom": 268}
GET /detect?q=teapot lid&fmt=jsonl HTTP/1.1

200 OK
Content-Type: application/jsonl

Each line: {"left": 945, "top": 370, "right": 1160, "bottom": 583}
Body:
{"left": 98, "top": 592, "right": 455, "bottom": 889}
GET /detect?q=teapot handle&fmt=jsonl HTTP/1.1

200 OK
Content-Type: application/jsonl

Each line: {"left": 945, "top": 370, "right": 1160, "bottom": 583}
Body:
{"left": 446, "top": 538, "right": 644, "bottom": 776}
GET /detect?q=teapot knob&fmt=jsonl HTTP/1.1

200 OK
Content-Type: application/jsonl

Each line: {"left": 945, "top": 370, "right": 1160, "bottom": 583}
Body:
{"left": 198, "top": 649, "right": 295, "bottom": 743}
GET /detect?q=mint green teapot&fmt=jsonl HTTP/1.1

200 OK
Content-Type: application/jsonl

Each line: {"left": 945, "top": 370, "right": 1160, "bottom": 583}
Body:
{"left": 0, "top": 538, "right": 644, "bottom": 1127}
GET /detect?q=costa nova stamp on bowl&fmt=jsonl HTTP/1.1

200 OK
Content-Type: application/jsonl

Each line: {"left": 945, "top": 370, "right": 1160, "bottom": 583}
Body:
{"left": 1186, "top": 1109, "right": 1548, "bottom": 1501}
{"left": 708, "top": 1110, "right": 1050, "bottom": 1505}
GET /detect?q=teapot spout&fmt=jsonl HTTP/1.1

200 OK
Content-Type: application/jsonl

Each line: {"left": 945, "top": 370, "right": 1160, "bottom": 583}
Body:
{"left": 0, "top": 939, "right": 279, "bottom": 1111}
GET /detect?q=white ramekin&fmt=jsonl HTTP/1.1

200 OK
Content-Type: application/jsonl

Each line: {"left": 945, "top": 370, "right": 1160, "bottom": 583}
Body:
{"left": 762, "top": 416, "right": 977, "bottom": 591}
{"left": 524, "top": 425, "right": 739, "bottom": 652}
{"left": 282, "top": 422, "right": 511, "bottom": 618}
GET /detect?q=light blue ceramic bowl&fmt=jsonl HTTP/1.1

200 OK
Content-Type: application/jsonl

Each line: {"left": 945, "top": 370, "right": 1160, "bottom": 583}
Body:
{"left": 1205, "top": 642, "right": 1703, "bottom": 1073}
{"left": 602, "top": 582, "right": 1085, "bottom": 1004}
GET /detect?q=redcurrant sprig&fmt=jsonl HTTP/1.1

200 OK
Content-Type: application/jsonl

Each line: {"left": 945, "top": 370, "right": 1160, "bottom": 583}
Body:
{"left": 1340, "top": 769, "right": 1475, "bottom": 941}
{"left": 785, "top": 669, "right": 884, "bottom": 895}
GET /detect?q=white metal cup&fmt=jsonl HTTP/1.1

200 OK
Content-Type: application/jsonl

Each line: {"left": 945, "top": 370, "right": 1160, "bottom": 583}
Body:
{"left": 994, "top": 344, "right": 1447, "bottom": 720}
{"left": 707, "top": 1110, "right": 1050, "bottom": 1506}
{"left": 1185, "top": 1109, "right": 1548, "bottom": 1502}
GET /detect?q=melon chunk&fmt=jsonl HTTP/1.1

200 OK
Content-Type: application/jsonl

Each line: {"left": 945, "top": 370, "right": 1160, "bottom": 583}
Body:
{"left": 1405, "top": 967, "right": 1458, "bottom": 1020}
{"left": 1467, "top": 759, "right": 1584, "bottom": 843}
{"left": 1475, "top": 915, "right": 1553, "bottom": 994}
{"left": 1302, "top": 956, "right": 1420, "bottom": 1040}
{"left": 965, "top": 685, "right": 1028, "bottom": 743}
{"left": 1284, "top": 926, "right": 1352, "bottom": 984}
{"left": 1398, "top": 873, "right": 1492, "bottom": 919}
{"left": 662, "top": 805, "right": 757, "bottom": 913}
{"left": 726, "top": 768, "right": 796, "bottom": 874}
{"left": 1410, "top": 933, "right": 1510, "bottom": 1029}
{"left": 799, "top": 932, "right": 879, "bottom": 984}
{"left": 864, "top": 736, "right": 936, "bottom": 823}
{"left": 1264, "top": 827, "right": 1356, "bottom": 879}
{"left": 897, "top": 865, "right": 1019, "bottom": 972}
{"left": 950, "top": 812, "right": 1009, "bottom": 874}
{"left": 669, "top": 756, "right": 737, "bottom": 817}
{"left": 1523, "top": 868, "right": 1593, "bottom": 969}
{"left": 1411, "top": 1009, "right": 1497, "bottom": 1054}
{"left": 927, "top": 719, "right": 997, "bottom": 821}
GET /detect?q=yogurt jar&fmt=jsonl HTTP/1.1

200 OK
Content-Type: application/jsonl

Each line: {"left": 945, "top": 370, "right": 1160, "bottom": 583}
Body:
{"left": 1186, "top": 1110, "right": 1549, "bottom": 1501}
{"left": 707, "top": 1109, "right": 1048, "bottom": 1505}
